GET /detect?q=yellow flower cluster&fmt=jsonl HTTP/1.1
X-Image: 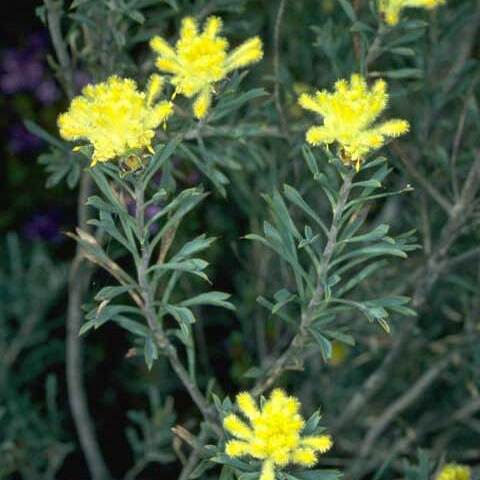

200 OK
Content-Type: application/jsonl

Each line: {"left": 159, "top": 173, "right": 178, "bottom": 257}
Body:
{"left": 224, "top": 389, "right": 333, "bottom": 480}
{"left": 437, "top": 464, "right": 471, "bottom": 480}
{"left": 58, "top": 75, "right": 173, "bottom": 165}
{"left": 379, "top": 0, "right": 445, "bottom": 26}
{"left": 299, "top": 74, "right": 409, "bottom": 170}
{"left": 58, "top": 16, "right": 412, "bottom": 172}
{"left": 150, "top": 16, "right": 263, "bottom": 119}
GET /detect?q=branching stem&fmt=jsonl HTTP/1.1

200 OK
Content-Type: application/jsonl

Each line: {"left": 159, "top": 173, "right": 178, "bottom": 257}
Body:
{"left": 335, "top": 153, "right": 480, "bottom": 471}
{"left": 252, "top": 169, "right": 355, "bottom": 396}
{"left": 66, "top": 175, "right": 111, "bottom": 480}
{"left": 133, "top": 179, "right": 222, "bottom": 437}
{"left": 44, "top": 0, "right": 75, "bottom": 99}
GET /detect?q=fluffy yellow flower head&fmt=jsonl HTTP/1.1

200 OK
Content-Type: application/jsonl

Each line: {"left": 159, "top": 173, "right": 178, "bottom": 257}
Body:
{"left": 437, "top": 464, "right": 471, "bottom": 480}
{"left": 58, "top": 75, "right": 173, "bottom": 165}
{"left": 299, "top": 74, "right": 409, "bottom": 170}
{"left": 379, "top": 0, "right": 446, "bottom": 26}
{"left": 224, "top": 389, "right": 333, "bottom": 480}
{"left": 150, "top": 16, "right": 263, "bottom": 119}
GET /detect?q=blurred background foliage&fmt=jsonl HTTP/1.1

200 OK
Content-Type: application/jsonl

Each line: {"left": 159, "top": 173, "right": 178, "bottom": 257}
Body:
{"left": 1, "top": 0, "right": 479, "bottom": 479}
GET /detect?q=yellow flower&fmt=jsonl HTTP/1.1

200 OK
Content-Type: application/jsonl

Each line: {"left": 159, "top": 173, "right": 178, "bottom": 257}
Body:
{"left": 289, "top": 82, "right": 312, "bottom": 118}
{"left": 330, "top": 341, "right": 349, "bottom": 367}
{"left": 298, "top": 74, "right": 409, "bottom": 170}
{"left": 58, "top": 75, "right": 173, "bottom": 166}
{"left": 150, "top": 16, "right": 263, "bottom": 119}
{"left": 437, "top": 464, "right": 471, "bottom": 480}
{"left": 224, "top": 389, "right": 333, "bottom": 480}
{"left": 378, "top": 0, "right": 445, "bottom": 26}
{"left": 322, "top": 0, "right": 336, "bottom": 13}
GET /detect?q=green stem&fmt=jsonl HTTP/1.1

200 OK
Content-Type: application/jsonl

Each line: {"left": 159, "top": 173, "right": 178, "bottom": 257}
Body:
{"left": 44, "top": 0, "right": 75, "bottom": 99}
{"left": 252, "top": 168, "right": 355, "bottom": 396}
{"left": 133, "top": 178, "right": 222, "bottom": 436}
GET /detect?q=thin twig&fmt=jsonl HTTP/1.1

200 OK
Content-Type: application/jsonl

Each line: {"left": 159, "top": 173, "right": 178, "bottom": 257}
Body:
{"left": 196, "top": 0, "right": 218, "bottom": 19}
{"left": 3, "top": 309, "right": 48, "bottom": 369}
{"left": 44, "top": 1, "right": 111, "bottom": 476}
{"left": 66, "top": 174, "right": 111, "bottom": 480}
{"left": 443, "top": 246, "right": 480, "bottom": 272}
{"left": 420, "top": 193, "right": 432, "bottom": 255}
{"left": 450, "top": 93, "right": 472, "bottom": 199}
{"left": 331, "top": 320, "right": 415, "bottom": 434}
{"left": 124, "top": 457, "right": 149, "bottom": 480}
{"left": 354, "top": 354, "right": 454, "bottom": 466}
{"left": 44, "top": 0, "right": 75, "bottom": 99}
{"left": 251, "top": 216, "right": 270, "bottom": 365}
{"left": 392, "top": 142, "right": 453, "bottom": 214}
{"left": 273, "top": 0, "right": 291, "bottom": 142}
{"left": 441, "top": 0, "right": 480, "bottom": 97}
{"left": 333, "top": 151, "right": 480, "bottom": 436}
{"left": 348, "top": 354, "right": 455, "bottom": 479}
{"left": 352, "top": 0, "right": 363, "bottom": 65}
{"left": 365, "top": 24, "right": 386, "bottom": 73}
{"left": 177, "top": 430, "right": 209, "bottom": 480}
{"left": 157, "top": 223, "right": 178, "bottom": 264}
{"left": 388, "top": 395, "right": 480, "bottom": 467}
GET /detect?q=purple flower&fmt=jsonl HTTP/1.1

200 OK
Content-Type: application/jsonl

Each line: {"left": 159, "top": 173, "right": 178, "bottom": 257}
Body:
{"left": 36, "top": 79, "right": 61, "bottom": 104}
{"left": 27, "top": 32, "right": 49, "bottom": 52}
{"left": 151, "top": 170, "right": 163, "bottom": 187}
{"left": 22, "top": 211, "right": 63, "bottom": 243}
{"left": 8, "top": 123, "right": 43, "bottom": 153}
{"left": 74, "top": 71, "right": 92, "bottom": 93}
{"left": 126, "top": 197, "right": 162, "bottom": 234}
{"left": 0, "top": 49, "right": 44, "bottom": 93}
{"left": 126, "top": 197, "right": 136, "bottom": 217}
{"left": 0, "top": 31, "right": 57, "bottom": 98}
{"left": 145, "top": 205, "right": 162, "bottom": 234}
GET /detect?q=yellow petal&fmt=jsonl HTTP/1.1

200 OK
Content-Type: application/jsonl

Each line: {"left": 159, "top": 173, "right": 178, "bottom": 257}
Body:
{"left": 204, "top": 16, "right": 223, "bottom": 37}
{"left": 223, "top": 414, "right": 253, "bottom": 440}
{"left": 236, "top": 392, "right": 260, "bottom": 420}
{"left": 292, "top": 447, "right": 317, "bottom": 467}
{"left": 155, "top": 57, "right": 182, "bottom": 75}
{"left": 376, "top": 119, "right": 410, "bottom": 138}
{"left": 225, "top": 440, "right": 250, "bottom": 457}
{"left": 149, "top": 36, "right": 176, "bottom": 57}
{"left": 301, "top": 435, "right": 333, "bottom": 453}
{"left": 224, "top": 37, "right": 263, "bottom": 73}
{"left": 180, "top": 17, "right": 198, "bottom": 41}
{"left": 298, "top": 92, "right": 324, "bottom": 115}
{"left": 146, "top": 74, "right": 165, "bottom": 105}
{"left": 193, "top": 88, "right": 212, "bottom": 119}
{"left": 305, "top": 126, "right": 334, "bottom": 146}
{"left": 150, "top": 101, "right": 173, "bottom": 126}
